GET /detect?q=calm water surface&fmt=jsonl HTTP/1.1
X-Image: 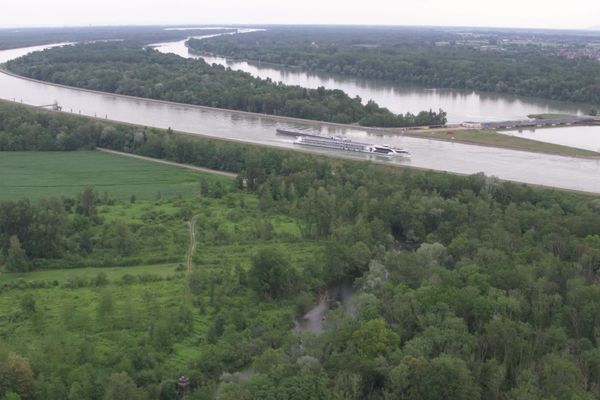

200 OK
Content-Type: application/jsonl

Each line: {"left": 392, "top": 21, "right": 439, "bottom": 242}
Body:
{"left": 502, "top": 125, "right": 600, "bottom": 153}
{"left": 1, "top": 44, "right": 599, "bottom": 193}
{"left": 152, "top": 37, "right": 591, "bottom": 124}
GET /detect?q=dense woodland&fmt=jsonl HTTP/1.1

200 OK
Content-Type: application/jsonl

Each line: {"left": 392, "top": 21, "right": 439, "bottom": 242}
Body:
{"left": 5, "top": 42, "right": 447, "bottom": 128}
{"left": 2, "top": 101, "right": 600, "bottom": 398}
{"left": 0, "top": 26, "right": 236, "bottom": 51}
{"left": 189, "top": 26, "right": 600, "bottom": 106}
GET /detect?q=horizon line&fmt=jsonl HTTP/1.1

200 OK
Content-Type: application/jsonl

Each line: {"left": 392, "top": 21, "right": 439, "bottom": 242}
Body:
{"left": 0, "top": 22, "right": 599, "bottom": 32}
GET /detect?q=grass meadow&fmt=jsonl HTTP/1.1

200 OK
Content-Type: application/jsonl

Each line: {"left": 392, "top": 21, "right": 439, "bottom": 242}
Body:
{"left": 0, "top": 150, "right": 229, "bottom": 201}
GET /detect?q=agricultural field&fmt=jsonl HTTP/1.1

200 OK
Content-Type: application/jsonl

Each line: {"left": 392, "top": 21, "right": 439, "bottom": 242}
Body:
{"left": 0, "top": 150, "right": 227, "bottom": 201}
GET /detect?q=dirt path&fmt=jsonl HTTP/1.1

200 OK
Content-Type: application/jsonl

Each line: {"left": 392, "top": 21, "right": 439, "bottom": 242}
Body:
{"left": 183, "top": 215, "right": 199, "bottom": 304}
{"left": 96, "top": 147, "right": 237, "bottom": 178}
{"left": 187, "top": 215, "right": 198, "bottom": 274}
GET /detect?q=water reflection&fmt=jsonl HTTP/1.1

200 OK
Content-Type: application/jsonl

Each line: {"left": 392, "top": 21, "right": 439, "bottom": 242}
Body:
{"left": 502, "top": 125, "right": 600, "bottom": 153}
{"left": 153, "top": 38, "right": 589, "bottom": 123}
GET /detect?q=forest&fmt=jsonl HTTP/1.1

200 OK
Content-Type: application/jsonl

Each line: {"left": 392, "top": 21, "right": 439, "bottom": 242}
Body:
{"left": 0, "top": 26, "right": 237, "bottom": 51}
{"left": 188, "top": 26, "right": 600, "bottom": 106}
{"left": 5, "top": 42, "right": 447, "bottom": 128}
{"left": 1, "top": 100, "right": 600, "bottom": 399}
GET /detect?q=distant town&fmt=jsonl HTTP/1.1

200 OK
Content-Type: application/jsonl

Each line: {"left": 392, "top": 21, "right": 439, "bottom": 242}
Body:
{"left": 435, "top": 30, "right": 600, "bottom": 60}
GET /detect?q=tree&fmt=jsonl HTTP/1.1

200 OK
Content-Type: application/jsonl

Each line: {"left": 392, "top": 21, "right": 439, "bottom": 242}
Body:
{"left": 20, "top": 294, "right": 35, "bottom": 315}
{"left": 301, "top": 187, "right": 335, "bottom": 237}
{"left": 30, "top": 197, "right": 67, "bottom": 258}
{"left": 330, "top": 371, "right": 361, "bottom": 400}
{"left": 113, "top": 222, "right": 135, "bottom": 256}
{"left": 389, "top": 355, "right": 480, "bottom": 400}
{"left": 200, "top": 177, "right": 210, "bottom": 195}
{"left": 188, "top": 270, "right": 205, "bottom": 295}
{"left": 68, "top": 382, "right": 86, "bottom": 400}
{"left": 97, "top": 290, "right": 115, "bottom": 321}
{"left": 278, "top": 370, "right": 330, "bottom": 400}
{"left": 0, "top": 353, "right": 35, "bottom": 400}
{"left": 5, "top": 236, "right": 28, "bottom": 272}
{"left": 351, "top": 318, "right": 399, "bottom": 358}
{"left": 538, "top": 354, "right": 588, "bottom": 399}
{"left": 250, "top": 247, "right": 294, "bottom": 299}
{"left": 253, "top": 348, "right": 289, "bottom": 379}
{"left": 94, "top": 272, "right": 109, "bottom": 287}
{"left": 416, "top": 242, "right": 450, "bottom": 268}
{"left": 103, "top": 372, "right": 142, "bottom": 400}
{"left": 78, "top": 186, "right": 96, "bottom": 217}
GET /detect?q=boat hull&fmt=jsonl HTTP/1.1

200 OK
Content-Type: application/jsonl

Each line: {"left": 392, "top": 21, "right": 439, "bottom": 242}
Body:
{"left": 294, "top": 139, "right": 409, "bottom": 158}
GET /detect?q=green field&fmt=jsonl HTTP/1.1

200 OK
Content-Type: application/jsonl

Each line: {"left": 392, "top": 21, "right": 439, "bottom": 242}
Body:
{"left": 0, "top": 263, "right": 182, "bottom": 284}
{"left": 0, "top": 150, "right": 230, "bottom": 201}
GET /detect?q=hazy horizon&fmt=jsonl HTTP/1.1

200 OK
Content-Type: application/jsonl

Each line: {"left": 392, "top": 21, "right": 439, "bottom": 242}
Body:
{"left": 1, "top": 0, "right": 599, "bottom": 31}
{"left": 1, "top": 23, "right": 600, "bottom": 33}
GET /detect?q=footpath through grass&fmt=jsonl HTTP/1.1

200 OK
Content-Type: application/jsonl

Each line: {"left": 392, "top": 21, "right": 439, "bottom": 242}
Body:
{"left": 0, "top": 150, "right": 230, "bottom": 201}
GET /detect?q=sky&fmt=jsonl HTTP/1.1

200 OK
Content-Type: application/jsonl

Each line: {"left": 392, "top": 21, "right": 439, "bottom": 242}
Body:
{"left": 1, "top": 0, "right": 599, "bottom": 30}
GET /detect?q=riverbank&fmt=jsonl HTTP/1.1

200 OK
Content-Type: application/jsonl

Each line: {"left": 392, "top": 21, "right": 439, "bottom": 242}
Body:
{"left": 397, "top": 128, "right": 600, "bottom": 158}
{"left": 2, "top": 68, "right": 597, "bottom": 159}
{"left": 0, "top": 67, "right": 432, "bottom": 131}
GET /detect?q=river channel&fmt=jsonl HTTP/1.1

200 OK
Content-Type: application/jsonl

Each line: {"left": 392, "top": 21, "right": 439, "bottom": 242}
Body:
{"left": 153, "top": 33, "right": 600, "bottom": 154}
{"left": 152, "top": 35, "right": 592, "bottom": 124}
{"left": 0, "top": 43, "right": 599, "bottom": 193}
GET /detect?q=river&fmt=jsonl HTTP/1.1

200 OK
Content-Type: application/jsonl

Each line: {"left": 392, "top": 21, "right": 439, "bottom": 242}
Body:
{"left": 153, "top": 33, "right": 600, "bottom": 154}
{"left": 0, "top": 44, "right": 599, "bottom": 194}
{"left": 502, "top": 125, "right": 600, "bottom": 153}
{"left": 152, "top": 36, "right": 592, "bottom": 124}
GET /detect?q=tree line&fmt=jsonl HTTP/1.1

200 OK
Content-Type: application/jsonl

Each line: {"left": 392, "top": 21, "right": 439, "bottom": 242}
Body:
{"left": 0, "top": 26, "right": 236, "bottom": 51}
{"left": 188, "top": 26, "right": 600, "bottom": 106}
{"left": 0, "top": 184, "right": 196, "bottom": 272}
{"left": 5, "top": 42, "right": 447, "bottom": 128}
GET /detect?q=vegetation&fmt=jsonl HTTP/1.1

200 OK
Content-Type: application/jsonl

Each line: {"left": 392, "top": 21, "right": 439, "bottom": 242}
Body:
{"left": 0, "top": 186, "right": 195, "bottom": 270}
{"left": 0, "top": 151, "right": 218, "bottom": 201}
{"left": 189, "top": 26, "right": 600, "bottom": 106}
{"left": 2, "top": 100, "right": 600, "bottom": 398}
{"left": 5, "top": 42, "right": 447, "bottom": 128}
{"left": 0, "top": 190, "right": 320, "bottom": 400}
{"left": 0, "top": 26, "right": 237, "bottom": 50}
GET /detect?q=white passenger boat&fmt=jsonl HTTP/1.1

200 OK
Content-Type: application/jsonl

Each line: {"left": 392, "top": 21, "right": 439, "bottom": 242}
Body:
{"left": 293, "top": 134, "right": 410, "bottom": 157}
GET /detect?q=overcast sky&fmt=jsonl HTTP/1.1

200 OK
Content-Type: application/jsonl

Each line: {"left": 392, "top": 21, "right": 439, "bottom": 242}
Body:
{"left": 1, "top": 0, "right": 599, "bottom": 30}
